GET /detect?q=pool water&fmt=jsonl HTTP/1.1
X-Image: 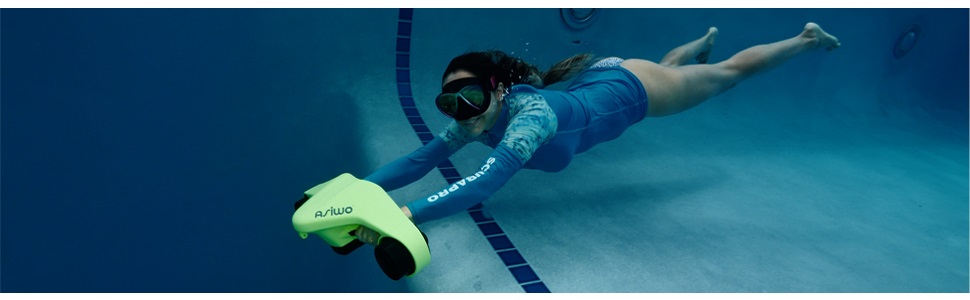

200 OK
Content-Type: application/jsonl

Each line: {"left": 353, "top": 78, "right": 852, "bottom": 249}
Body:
{"left": 1, "top": 8, "right": 967, "bottom": 292}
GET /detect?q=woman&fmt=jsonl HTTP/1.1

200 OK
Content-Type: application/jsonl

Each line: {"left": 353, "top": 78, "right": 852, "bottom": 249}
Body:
{"left": 356, "top": 22, "right": 840, "bottom": 242}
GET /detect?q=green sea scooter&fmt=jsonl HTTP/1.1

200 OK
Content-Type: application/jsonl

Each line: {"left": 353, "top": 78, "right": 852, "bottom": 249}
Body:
{"left": 292, "top": 173, "right": 430, "bottom": 280}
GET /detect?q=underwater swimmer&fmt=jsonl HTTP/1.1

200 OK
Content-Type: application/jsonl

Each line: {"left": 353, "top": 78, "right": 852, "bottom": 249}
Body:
{"left": 356, "top": 22, "right": 840, "bottom": 241}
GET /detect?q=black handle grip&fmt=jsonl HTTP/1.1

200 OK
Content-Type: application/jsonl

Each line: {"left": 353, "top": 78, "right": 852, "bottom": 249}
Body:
{"left": 294, "top": 195, "right": 310, "bottom": 211}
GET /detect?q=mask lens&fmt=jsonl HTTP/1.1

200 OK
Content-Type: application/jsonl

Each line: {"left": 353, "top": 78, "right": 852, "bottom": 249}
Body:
{"left": 435, "top": 93, "right": 459, "bottom": 117}
{"left": 457, "top": 85, "right": 485, "bottom": 107}
{"left": 436, "top": 84, "right": 486, "bottom": 118}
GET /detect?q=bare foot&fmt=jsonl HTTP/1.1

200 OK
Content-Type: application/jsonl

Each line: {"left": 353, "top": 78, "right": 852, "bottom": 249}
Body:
{"left": 802, "top": 22, "right": 841, "bottom": 51}
{"left": 695, "top": 27, "right": 719, "bottom": 63}
{"left": 660, "top": 26, "right": 719, "bottom": 67}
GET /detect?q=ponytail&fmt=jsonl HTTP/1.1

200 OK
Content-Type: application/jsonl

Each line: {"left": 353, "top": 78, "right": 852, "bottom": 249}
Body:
{"left": 540, "top": 53, "right": 594, "bottom": 87}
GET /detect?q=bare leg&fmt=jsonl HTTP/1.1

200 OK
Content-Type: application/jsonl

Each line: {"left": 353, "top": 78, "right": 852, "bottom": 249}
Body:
{"left": 720, "top": 22, "right": 840, "bottom": 80}
{"left": 622, "top": 22, "right": 841, "bottom": 117}
{"left": 659, "top": 27, "right": 719, "bottom": 67}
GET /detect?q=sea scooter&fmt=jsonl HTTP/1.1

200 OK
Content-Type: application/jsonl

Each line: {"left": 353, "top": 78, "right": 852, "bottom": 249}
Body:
{"left": 292, "top": 173, "right": 431, "bottom": 280}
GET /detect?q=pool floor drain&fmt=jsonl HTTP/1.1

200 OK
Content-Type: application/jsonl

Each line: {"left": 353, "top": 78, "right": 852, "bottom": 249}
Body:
{"left": 561, "top": 8, "right": 598, "bottom": 30}
{"left": 893, "top": 24, "right": 921, "bottom": 58}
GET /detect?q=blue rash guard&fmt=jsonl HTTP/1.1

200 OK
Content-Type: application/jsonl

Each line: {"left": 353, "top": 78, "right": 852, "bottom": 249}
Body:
{"left": 365, "top": 66, "right": 649, "bottom": 224}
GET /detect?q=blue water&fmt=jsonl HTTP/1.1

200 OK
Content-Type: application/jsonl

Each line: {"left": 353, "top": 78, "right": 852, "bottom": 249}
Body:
{"left": 1, "top": 8, "right": 967, "bottom": 292}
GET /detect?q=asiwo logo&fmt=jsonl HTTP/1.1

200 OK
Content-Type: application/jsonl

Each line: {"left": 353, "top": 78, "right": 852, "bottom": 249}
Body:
{"left": 315, "top": 206, "right": 353, "bottom": 218}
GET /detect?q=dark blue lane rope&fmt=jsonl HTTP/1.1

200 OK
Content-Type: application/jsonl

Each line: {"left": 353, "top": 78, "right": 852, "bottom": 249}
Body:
{"left": 394, "top": 9, "right": 550, "bottom": 293}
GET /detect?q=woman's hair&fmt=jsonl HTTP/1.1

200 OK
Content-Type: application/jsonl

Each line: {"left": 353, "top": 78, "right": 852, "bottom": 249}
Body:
{"left": 441, "top": 50, "right": 595, "bottom": 90}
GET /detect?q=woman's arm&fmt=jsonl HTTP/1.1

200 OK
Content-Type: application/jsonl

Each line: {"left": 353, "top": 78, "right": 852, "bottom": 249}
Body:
{"left": 365, "top": 123, "right": 470, "bottom": 192}
{"left": 404, "top": 144, "right": 523, "bottom": 224}
{"left": 404, "top": 92, "right": 558, "bottom": 224}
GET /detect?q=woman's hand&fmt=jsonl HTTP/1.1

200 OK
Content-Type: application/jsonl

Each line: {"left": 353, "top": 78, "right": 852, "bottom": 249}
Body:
{"left": 355, "top": 206, "right": 415, "bottom": 246}
{"left": 401, "top": 205, "right": 413, "bottom": 222}
{"left": 354, "top": 226, "right": 381, "bottom": 246}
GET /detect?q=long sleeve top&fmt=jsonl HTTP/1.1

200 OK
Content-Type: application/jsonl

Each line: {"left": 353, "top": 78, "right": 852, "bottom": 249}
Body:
{"left": 365, "top": 67, "right": 649, "bottom": 224}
